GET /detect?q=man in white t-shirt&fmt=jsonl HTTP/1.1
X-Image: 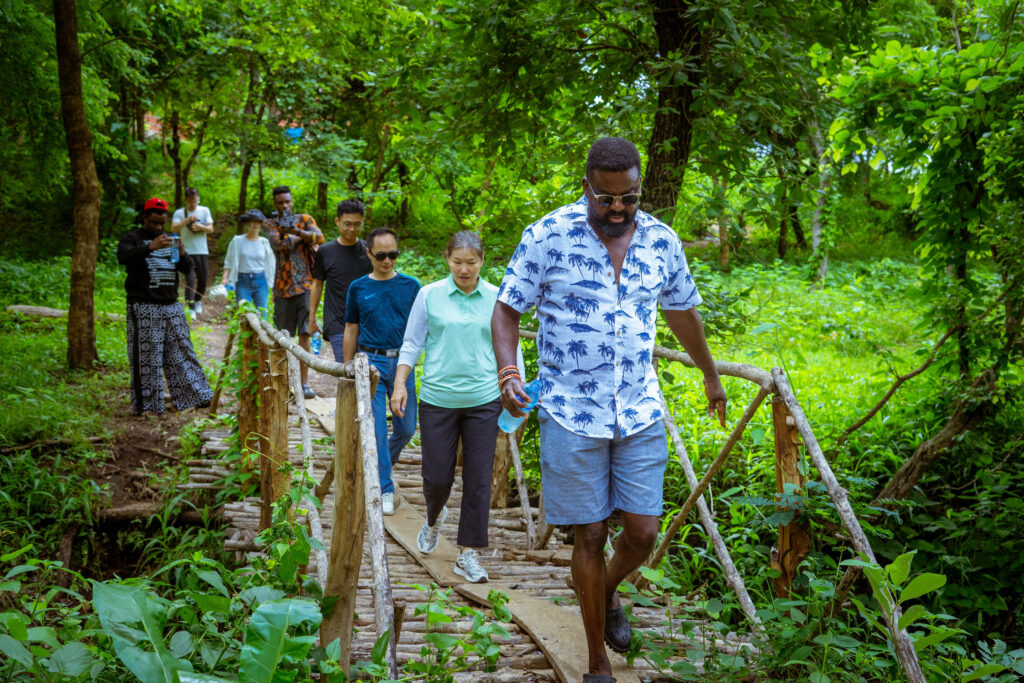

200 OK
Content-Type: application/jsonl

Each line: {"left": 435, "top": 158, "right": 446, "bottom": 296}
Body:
{"left": 172, "top": 187, "right": 214, "bottom": 318}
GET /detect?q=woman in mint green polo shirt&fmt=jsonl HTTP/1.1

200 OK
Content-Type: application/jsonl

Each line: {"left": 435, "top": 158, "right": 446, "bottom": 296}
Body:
{"left": 391, "top": 231, "right": 522, "bottom": 584}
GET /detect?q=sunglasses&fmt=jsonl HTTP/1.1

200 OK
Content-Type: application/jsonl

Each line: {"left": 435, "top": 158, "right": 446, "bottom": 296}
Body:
{"left": 371, "top": 250, "right": 400, "bottom": 262}
{"left": 591, "top": 191, "right": 642, "bottom": 207}
{"left": 587, "top": 181, "right": 643, "bottom": 207}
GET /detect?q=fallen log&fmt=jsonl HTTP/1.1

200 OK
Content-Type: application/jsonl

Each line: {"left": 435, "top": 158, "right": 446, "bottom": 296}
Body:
{"left": 6, "top": 304, "right": 124, "bottom": 321}
{"left": 97, "top": 502, "right": 222, "bottom": 524}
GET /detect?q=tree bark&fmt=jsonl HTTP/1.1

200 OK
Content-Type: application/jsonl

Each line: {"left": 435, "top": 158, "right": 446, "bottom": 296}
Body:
{"left": 54, "top": 0, "right": 101, "bottom": 370}
{"left": 641, "top": 0, "right": 700, "bottom": 224}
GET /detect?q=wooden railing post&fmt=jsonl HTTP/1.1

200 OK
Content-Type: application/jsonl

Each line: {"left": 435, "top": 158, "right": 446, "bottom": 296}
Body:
{"left": 237, "top": 319, "right": 259, "bottom": 465}
{"left": 258, "top": 346, "right": 290, "bottom": 531}
{"left": 353, "top": 353, "right": 397, "bottom": 678}
{"left": 770, "top": 395, "right": 811, "bottom": 597}
{"left": 772, "top": 368, "right": 926, "bottom": 682}
{"left": 321, "top": 375, "right": 365, "bottom": 672}
{"left": 507, "top": 432, "right": 536, "bottom": 549}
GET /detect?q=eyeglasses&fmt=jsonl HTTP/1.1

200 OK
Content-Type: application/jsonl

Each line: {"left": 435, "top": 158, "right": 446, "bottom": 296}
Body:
{"left": 371, "top": 250, "right": 400, "bottom": 261}
{"left": 588, "top": 183, "right": 642, "bottom": 207}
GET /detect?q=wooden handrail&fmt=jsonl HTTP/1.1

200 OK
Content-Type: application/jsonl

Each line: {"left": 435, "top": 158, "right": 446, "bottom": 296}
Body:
{"left": 245, "top": 312, "right": 370, "bottom": 379}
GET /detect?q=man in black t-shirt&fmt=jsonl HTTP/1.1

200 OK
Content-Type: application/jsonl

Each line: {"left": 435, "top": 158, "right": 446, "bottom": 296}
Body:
{"left": 309, "top": 198, "right": 373, "bottom": 360}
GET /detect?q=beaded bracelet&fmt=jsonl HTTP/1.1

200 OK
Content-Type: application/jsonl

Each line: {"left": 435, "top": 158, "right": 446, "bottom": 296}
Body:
{"left": 498, "top": 373, "right": 522, "bottom": 390}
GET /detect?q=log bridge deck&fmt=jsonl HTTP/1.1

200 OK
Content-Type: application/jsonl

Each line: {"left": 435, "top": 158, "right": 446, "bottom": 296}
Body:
{"left": 188, "top": 412, "right": 754, "bottom": 683}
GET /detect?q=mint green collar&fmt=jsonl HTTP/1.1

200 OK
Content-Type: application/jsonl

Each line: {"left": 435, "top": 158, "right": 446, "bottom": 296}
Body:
{"left": 445, "top": 274, "right": 486, "bottom": 297}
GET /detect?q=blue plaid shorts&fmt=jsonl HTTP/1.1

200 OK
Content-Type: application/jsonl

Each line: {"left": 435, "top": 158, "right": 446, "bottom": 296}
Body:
{"left": 538, "top": 409, "right": 669, "bottom": 525}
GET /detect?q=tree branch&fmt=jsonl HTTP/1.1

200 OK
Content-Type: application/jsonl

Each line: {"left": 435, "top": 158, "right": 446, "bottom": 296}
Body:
{"left": 837, "top": 277, "right": 1020, "bottom": 448}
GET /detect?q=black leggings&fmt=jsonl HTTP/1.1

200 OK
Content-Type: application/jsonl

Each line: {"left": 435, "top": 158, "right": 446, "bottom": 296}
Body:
{"left": 419, "top": 399, "right": 501, "bottom": 548}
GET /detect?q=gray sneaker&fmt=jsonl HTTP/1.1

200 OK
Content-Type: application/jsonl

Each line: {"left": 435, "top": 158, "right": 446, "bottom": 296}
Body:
{"left": 416, "top": 506, "right": 448, "bottom": 555}
{"left": 453, "top": 548, "right": 489, "bottom": 583}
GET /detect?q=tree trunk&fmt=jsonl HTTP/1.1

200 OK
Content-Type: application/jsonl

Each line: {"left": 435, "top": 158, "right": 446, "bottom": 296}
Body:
{"left": 135, "top": 97, "right": 147, "bottom": 163}
{"left": 317, "top": 181, "right": 328, "bottom": 226}
{"left": 790, "top": 203, "right": 807, "bottom": 248}
{"left": 777, "top": 186, "right": 789, "bottom": 259}
{"left": 641, "top": 0, "right": 700, "bottom": 225}
{"left": 54, "top": 0, "right": 101, "bottom": 370}
{"left": 170, "top": 110, "right": 183, "bottom": 208}
{"left": 237, "top": 159, "right": 253, "bottom": 227}
{"left": 397, "top": 161, "right": 410, "bottom": 228}
{"left": 182, "top": 105, "right": 214, "bottom": 189}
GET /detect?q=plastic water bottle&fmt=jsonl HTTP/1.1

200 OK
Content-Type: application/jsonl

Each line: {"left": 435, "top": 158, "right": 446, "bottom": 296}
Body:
{"left": 168, "top": 233, "right": 180, "bottom": 263}
{"left": 311, "top": 332, "right": 322, "bottom": 355}
{"left": 497, "top": 378, "right": 542, "bottom": 433}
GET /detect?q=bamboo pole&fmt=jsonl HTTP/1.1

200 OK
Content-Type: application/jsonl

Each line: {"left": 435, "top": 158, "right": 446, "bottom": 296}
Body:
{"left": 639, "top": 387, "right": 769, "bottom": 584}
{"left": 506, "top": 432, "right": 536, "bottom": 549}
{"left": 286, "top": 351, "right": 328, "bottom": 591}
{"left": 354, "top": 353, "right": 397, "bottom": 678}
{"left": 209, "top": 329, "right": 235, "bottom": 413}
{"left": 322, "top": 375, "right": 366, "bottom": 671}
{"left": 770, "top": 396, "right": 811, "bottom": 598}
{"left": 771, "top": 368, "right": 924, "bottom": 683}
{"left": 659, "top": 392, "right": 762, "bottom": 634}
{"left": 258, "top": 346, "right": 290, "bottom": 531}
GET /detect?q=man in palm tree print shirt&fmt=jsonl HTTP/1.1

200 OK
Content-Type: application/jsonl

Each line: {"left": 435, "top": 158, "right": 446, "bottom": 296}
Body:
{"left": 492, "top": 137, "right": 728, "bottom": 681}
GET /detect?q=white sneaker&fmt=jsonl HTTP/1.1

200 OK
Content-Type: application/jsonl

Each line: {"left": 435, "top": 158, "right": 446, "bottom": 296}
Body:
{"left": 381, "top": 492, "right": 395, "bottom": 516}
{"left": 453, "top": 548, "right": 489, "bottom": 583}
{"left": 417, "top": 506, "right": 448, "bottom": 555}
{"left": 194, "top": 301, "right": 203, "bottom": 315}
{"left": 188, "top": 308, "right": 197, "bottom": 321}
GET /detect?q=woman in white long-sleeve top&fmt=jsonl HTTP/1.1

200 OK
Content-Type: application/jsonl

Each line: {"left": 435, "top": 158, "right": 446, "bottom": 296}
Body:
{"left": 390, "top": 231, "right": 522, "bottom": 584}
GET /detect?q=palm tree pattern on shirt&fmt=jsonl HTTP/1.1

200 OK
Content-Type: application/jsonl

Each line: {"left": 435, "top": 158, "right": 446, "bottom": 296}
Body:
{"left": 498, "top": 197, "right": 701, "bottom": 437}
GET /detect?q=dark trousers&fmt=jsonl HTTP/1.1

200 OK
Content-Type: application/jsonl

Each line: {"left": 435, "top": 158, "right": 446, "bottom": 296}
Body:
{"left": 420, "top": 399, "right": 502, "bottom": 548}
{"left": 185, "top": 254, "right": 209, "bottom": 304}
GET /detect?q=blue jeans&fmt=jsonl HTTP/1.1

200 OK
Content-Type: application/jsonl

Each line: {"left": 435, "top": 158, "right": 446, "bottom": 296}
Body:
{"left": 235, "top": 272, "right": 269, "bottom": 313}
{"left": 328, "top": 334, "right": 345, "bottom": 362}
{"left": 368, "top": 352, "right": 417, "bottom": 494}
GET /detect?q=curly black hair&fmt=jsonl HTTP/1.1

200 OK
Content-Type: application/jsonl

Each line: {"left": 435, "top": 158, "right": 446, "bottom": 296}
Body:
{"left": 585, "top": 137, "right": 641, "bottom": 176}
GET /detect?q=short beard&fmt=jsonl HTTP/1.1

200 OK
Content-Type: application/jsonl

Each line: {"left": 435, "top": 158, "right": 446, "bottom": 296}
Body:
{"left": 588, "top": 205, "right": 634, "bottom": 238}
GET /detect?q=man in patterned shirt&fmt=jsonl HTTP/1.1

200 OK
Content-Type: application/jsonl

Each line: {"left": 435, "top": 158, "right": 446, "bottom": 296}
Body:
{"left": 492, "top": 137, "right": 727, "bottom": 682}
{"left": 266, "top": 185, "right": 325, "bottom": 399}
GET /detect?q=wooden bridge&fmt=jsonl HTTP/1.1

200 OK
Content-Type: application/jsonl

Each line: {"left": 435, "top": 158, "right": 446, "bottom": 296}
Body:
{"left": 184, "top": 312, "right": 927, "bottom": 682}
